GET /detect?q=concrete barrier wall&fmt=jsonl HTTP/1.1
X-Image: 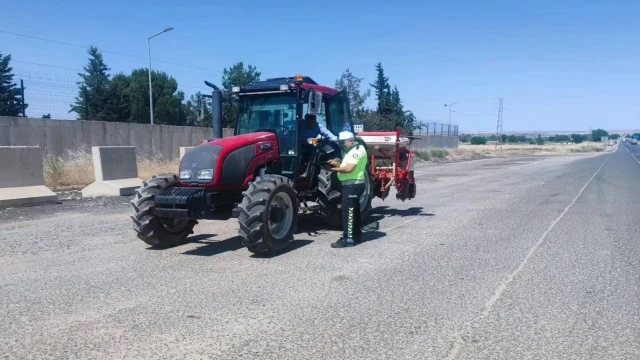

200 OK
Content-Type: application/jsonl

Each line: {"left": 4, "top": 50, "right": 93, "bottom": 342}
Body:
{"left": 92, "top": 146, "right": 138, "bottom": 181}
{"left": 0, "top": 146, "right": 46, "bottom": 187}
{"left": 409, "top": 135, "right": 459, "bottom": 150}
{"left": 0, "top": 116, "right": 236, "bottom": 159}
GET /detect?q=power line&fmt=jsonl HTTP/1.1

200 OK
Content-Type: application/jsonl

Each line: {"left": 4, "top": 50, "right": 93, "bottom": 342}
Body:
{"left": 12, "top": 61, "right": 207, "bottom": 90}
{"left": 0, "top": 30, "right": 222, "bottom": 73}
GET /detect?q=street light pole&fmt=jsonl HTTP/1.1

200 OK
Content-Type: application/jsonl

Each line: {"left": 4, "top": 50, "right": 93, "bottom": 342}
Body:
{"left": 444, "top": 102, "right": 457, "bottom": 135}
{"left": 147, "top": 27, "right": 174, "bottom": 125}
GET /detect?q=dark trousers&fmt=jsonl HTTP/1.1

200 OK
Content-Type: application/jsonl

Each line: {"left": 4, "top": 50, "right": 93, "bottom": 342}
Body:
{"left": 342, "top": 183, "right": 365, "bottom": 241}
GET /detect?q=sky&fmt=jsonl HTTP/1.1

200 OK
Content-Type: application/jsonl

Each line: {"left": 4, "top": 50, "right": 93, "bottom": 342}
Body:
{"left": 1, "top": 0, "right": 639, "bottom": 132}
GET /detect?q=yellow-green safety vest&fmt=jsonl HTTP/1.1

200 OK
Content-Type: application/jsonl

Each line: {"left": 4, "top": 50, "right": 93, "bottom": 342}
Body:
{"left": 337, "top": 144, "right": 367, "bottom": 184}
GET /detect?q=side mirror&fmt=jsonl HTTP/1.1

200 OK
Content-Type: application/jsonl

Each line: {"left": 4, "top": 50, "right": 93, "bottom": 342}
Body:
{"left": 307, "top": 90, "right": 322, "bottom": 115}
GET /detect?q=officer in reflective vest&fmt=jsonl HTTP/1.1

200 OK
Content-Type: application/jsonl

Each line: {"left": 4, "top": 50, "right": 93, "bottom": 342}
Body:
{"left": 327, "top": 131, "right": 368, "bottom": 248}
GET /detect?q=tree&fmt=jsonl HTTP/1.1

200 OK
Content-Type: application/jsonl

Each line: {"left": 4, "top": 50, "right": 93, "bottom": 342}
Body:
{"left": 536, "top": 134, "right": 544, "bottom": 145}
{"left": 104, "top": 73, "right": 132, "bottom": 122}
{"left": 124, "top": 68, "right": 184, "bottom": 125}
{"left": 41, "top": 113, "right": 51, "bottom": 119}
{"left": 591, "top": 128, "right": 609, "bottom": 142}
{"left": 221, "top": 62, "right": 261, "bottom": 129}
{"left": 369, "top": 62, "right": 391, "bottom": 115}
{"left": 470, "top": 136, "right": 487, "bottom": 145}
{"left": 182, "top": 92, "right": 212, "bottom": 127}
{"left": 335, "top": 68, "right": 370, "bottom": 122}
{"left": 70, "top": 46, "right": 112, "bottom": 120}
{"left": 610, "top": 134, "right": 620, "bottom": 140}
{"left": 0, "top": 52, "right": 27, "bottom": 116}
{"left": 571, "top": 134, "right": 585, "bottom": 143}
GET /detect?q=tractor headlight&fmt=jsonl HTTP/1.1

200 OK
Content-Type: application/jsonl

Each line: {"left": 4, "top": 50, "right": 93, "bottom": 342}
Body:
{"left": 180, "top": 170, "right": 192, "bottom": 180}
{"left": 197, "top": 169, "right": 214, "bottom": 180}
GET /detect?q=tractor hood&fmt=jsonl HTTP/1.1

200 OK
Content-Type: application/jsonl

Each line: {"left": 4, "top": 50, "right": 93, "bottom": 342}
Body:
{"left": 179, "top": 132, "right": 278, "bottom": 189}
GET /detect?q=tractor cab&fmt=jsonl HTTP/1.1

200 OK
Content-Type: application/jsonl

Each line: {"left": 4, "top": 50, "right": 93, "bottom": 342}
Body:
{"left": 233, "top": 75, "right": 353, "bottom": 184}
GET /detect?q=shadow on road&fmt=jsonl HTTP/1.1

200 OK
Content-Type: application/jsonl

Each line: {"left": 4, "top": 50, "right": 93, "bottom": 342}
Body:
{"left": 371, "top": 206, "right": 434, "bottom": 218}
{"left": 250, "top": 239, "right": 314, "bottom": 259}
{"left": 295, "top": 212, "right": 334, "bottom": 237}
{"left": 181, "top": 234, "right": 244, "bottom": 256}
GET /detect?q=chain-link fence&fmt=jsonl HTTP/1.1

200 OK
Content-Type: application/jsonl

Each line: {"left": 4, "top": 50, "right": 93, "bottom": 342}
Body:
{"left": 413, "top": 122, "right": 459, "bottom": 137}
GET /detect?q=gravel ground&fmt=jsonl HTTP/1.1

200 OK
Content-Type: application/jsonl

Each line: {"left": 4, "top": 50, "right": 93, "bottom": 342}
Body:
{"left": 1, "top": 149, "right": 638, "bottom": 359}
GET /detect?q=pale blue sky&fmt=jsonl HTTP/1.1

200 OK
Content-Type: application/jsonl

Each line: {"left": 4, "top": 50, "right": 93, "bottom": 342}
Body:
{"left": 2, "top": 0, "right": 639, "bottom": 132}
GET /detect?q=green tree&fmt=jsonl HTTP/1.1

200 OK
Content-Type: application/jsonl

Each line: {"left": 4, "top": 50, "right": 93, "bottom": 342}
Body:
{"left": 125, "top": 68, "right": 184, "bottom": 125}
{"left": 70, "top": 46, "right": 111, "bottom": 120}
{"left": 0, "top": 52, "right": 27, "bottom": 116}
{"left": 591, "top": 128, "right": 609, "bottom": 142}
{"left": 221, "top": 62, "right": 261, "bottom": 129}
{"left": 470, "top": 136, "right": 487, "bottom": 145}
{"left": 610, "top": 134, "right": 620, "bottom": 140}
{"left": 182, "top": 92, "right": 212, "bottom": 127}
{"left": 501, "top": 134, "right": 507, "bottom": 143}
{"left": 388, "top": 86, "right": 416, "bottom": 133}
{"left": 571, "top": 134, "right": 585, "bottom": 143}
{"left": 104, "top": 73, "right": 131, "bottom": 122}
{"left": 370, "top": 62, "right": 392, "bottom": 115}
{"left": 335, "top": 68, "right": 370, "bottom": 122}
{"left": 536, "top": 134, "right": 544, "bottom": 145}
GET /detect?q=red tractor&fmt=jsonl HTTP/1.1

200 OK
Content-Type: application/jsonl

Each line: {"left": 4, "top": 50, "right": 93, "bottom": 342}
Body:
{"left": 130, "top": 74, "right": 416, "bottom": 254}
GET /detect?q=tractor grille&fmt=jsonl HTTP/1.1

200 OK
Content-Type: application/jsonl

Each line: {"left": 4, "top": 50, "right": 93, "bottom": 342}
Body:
{"left": 155, "top": 187, "right": 205, "bottom": 206}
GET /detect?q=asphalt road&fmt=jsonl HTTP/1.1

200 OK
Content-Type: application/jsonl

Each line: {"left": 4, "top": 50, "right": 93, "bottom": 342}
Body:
{"left": 1, "top": 146, "right": 639, "bottom": 359}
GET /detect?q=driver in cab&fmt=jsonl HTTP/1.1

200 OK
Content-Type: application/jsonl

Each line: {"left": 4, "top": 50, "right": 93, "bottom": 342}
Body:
{"left": 303, "top": 114, "right": 337, "bottom": 141}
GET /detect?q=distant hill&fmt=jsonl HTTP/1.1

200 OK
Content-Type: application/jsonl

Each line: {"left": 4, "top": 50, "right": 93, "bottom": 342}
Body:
{"left": 461, "top": 129, "right": 640, "bottom": 137}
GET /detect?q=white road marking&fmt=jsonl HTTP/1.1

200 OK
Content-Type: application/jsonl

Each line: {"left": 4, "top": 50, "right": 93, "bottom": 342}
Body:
{"left": 445, "top": 151, "right": 613, "bottom": 360}
{"left": 622, "top": 143, "right": 640, "bottom": 163}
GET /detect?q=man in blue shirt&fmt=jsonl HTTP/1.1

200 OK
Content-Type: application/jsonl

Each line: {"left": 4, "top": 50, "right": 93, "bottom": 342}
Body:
{"left": 303, "top": 114, "right": 337, "bottom": 141}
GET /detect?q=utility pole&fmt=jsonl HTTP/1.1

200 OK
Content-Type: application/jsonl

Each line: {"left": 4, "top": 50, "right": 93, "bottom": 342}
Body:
{"left": 444, "top": 102, "right": 457, "bottom": 135}
{"left": 147, "top": 27, "right": 174, "bottom": 125}
{"left": 496, "top": 97, "right": 503, "bottom": 152}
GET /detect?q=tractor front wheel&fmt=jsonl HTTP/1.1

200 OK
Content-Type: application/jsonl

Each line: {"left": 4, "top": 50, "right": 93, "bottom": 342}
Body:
{"left": 130, "top": 174, "right": 197, "bottom": 248}
{"left": 237, "top": 175, "right": 299, "bottom": 254}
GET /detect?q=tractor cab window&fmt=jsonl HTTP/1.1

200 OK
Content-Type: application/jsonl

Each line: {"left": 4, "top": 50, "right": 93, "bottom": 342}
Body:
{"left": 237, "top": 94, "right": 297, "bottom": 156}
{"left": 301, "top": 102, "right": 327, "bottom": 129}
{"left": 327, "top": 93, "right": 353, "bottom": 135}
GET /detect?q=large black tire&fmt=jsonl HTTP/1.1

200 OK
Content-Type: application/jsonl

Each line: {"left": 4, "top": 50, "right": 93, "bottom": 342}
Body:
{"left": 317, "top": 165, "right": 374, "bottom": 229}
{"left": 237, "top": 175, "right": 299, "bottom": 254}
{"left": 130, "top": 174, "right": 197, "bottom": 248}
{"left": 317, "top": 166, "right": 342, "bottom": 228}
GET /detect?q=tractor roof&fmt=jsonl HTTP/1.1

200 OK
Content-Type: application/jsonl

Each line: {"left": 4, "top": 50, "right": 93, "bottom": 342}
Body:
{"left": 241, "top": 76, "right": 340, "bottom": 95}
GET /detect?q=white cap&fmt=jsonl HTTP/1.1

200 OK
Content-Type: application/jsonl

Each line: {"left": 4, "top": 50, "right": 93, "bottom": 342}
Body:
{"left": 338, "top": 131, "right": 355, "bottom": 141}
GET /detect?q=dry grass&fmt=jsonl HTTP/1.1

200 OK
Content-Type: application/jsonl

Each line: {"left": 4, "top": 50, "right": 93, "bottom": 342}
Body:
{"left": 43, "top": 148, "right": 180, "bottom": 189}
{"left": 137, "top": 157, "right": 180, "bottom": 180}
{"left": 459, "top": 142, "right": 610, "bottom": 156}
{"left": 414, "top": 147, "right": 484, "bottom": 162}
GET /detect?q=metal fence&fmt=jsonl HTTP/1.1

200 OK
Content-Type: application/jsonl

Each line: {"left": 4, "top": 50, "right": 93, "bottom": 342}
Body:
{"left": 413, "top": 122, "right": 459, "bottom": 137}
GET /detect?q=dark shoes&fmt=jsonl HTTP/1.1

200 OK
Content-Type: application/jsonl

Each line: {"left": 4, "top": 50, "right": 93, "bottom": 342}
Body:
{"left": 331, "top": 237, "right": 358, "bottom": 248}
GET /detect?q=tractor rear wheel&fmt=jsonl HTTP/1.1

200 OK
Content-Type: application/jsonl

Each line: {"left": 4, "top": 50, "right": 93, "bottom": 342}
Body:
{"left": 130, "top": 174, "right": 197, "bottom": 248}
{"left": 317, "top": 166, "right": 342, "bottom": 228}
{"left": 237, "top": 175, "right": 299, "bottom": 254}
{"left": 317, "top": 165, "right": 374, "bottom": 229}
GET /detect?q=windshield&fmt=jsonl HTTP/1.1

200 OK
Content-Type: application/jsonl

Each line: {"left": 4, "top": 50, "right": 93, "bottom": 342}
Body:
{"left": 237, "top": 93, "right": 297, "bottom": 135}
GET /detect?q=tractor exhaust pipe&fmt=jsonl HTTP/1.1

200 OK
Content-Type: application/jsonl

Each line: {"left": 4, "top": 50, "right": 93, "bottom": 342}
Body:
{"left": 205, "top": 80, "right": 223, "bottom": 139}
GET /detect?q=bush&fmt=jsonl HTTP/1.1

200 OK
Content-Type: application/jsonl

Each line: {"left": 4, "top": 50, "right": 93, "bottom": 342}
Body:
{"left": 415, "top": 148, "right": 450, "bottom": 161}
{"left": 470, "top": 136, "right": 487, "bottom": 145}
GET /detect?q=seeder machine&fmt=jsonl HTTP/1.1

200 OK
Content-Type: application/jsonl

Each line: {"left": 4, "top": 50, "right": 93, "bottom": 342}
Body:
{"left": 358, "top": 126, "right": 418, "bottom": 202}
